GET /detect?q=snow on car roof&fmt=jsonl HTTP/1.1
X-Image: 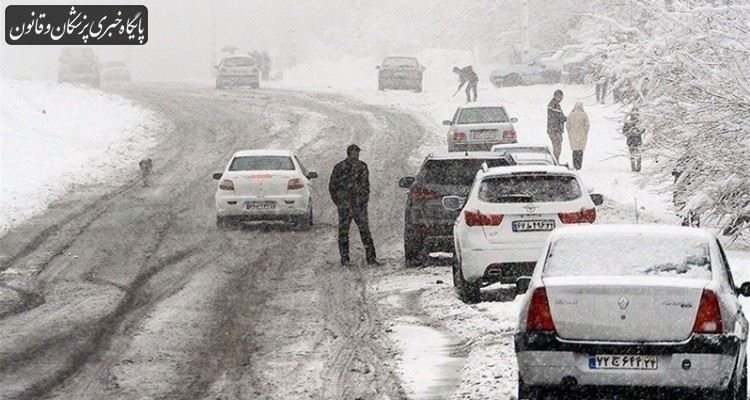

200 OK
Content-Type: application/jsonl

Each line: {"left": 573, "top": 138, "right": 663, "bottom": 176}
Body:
{"left": 232, "top": 149, "right": 294, "bottom": 157}
{"left": 481, "top": 164, "right": 573, "bottom": 176}
{"left": 457, "top": 102, "right": 508, "bottom": 110}
{"left": 427, "top": 151, "right": 512, "bottom": 160}
{"left": 550, "top": 224, "right": 713, "bottom": 241}
{"left": 224, "top": 55, "right": 254, "bottom": 59}
{"left": 491, "top": 143, "right": 551, "bottom": 151}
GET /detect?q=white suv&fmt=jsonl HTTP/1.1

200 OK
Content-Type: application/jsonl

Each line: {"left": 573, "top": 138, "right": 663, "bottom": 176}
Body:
{"left": 213, "top": 150, "right": 317, "bottom": 229}
{"left": 515, "top": 225, "right": 749, "bottom": 399}
{"left": 445, "top": 165, "right": 602, "bottom": 303}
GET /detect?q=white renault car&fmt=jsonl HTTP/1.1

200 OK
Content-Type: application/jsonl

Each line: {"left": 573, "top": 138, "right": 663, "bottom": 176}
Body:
{"left": 515, "top": 225, "right": 750, "bottom": 399}
{"left": 490, "top": 143, "right": 558, "bottom": 166}
{"left": 445, "top": 165, "right": 602, "bottom": 303}
{"left": 213, "top": 150, "right": 317, "bottom": 229}
{"left": 444, "top": 103, "right": 518, "bottom": 152}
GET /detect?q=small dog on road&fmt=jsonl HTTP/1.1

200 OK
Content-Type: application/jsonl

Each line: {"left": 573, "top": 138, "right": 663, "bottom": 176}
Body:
{"left": 138, "top": 158, "right": 153, "bottom": 187}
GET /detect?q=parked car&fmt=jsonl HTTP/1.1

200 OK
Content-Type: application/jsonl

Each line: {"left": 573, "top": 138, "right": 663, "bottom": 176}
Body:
{"left": 377, "top": 56, "right": 424, "bottom": 92}
{"left": 491, "top": 143, "right": 558, "bottom": 166}
{"left": 515, "top": 224, "right": 749, "bottom": 400}
{"left": 215, "top": 55, "right": 260, "bottom": 89}
{"left": 58, "top": 48, "right": 100, "bottom": 87}
{"left": 489, "top": 55, "right": 561, "bottom": 88}
{"left": 100, "top": 61, "right": 131, "bottom": 83}
{"left": 213, "top": 150, "right": 317, "bottom": 229}
{"left": 398, "top": 152, "right": 515, "bottom": 267}
{"left": 445, "top": 165, "right": 603, "bottom": 303}
{"left": 445, "top": 104, "right": 518, "bottom": 152}
{"left": 536, "top": 45, "right": 589, "bottom": 84}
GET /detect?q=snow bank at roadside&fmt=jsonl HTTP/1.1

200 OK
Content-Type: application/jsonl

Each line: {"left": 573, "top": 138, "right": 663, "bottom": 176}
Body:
{"left": 0, "top": 79, "right": 160, "bottom": 235}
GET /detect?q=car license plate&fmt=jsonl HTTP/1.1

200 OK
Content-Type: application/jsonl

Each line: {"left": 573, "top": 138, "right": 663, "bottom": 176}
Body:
{"left": 471, "top": 131, "right": 498, "bottom": 141}
{"left": 589, "top": 355, "right": 658, "bottom": 370}
{"left": 512, "top": 220, "right": 555, "bottom": 232}
{"left": 245, "top": 201, "right": 275, "bottom": 210}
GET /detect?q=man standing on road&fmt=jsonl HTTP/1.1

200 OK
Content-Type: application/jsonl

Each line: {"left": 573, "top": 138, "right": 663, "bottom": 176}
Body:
{"left": 329, "top": 144, "right": 379, "bottom": 266}
{"left": 547, "top": 89, "right": 566, "bottom": 162}
{"left": 452, "top": 66, "right": 479, "bottom": 103}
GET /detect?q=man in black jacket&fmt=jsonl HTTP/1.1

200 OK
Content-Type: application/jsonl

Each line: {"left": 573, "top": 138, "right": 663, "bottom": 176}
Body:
{"left": 453, "top": 66, "right": 479, "bottom": 102}
{"left": 329, "top": 144, "right": 378, "bottom": 265}
{"left": 547, "top": 89, "right": 566, "bottom": 162}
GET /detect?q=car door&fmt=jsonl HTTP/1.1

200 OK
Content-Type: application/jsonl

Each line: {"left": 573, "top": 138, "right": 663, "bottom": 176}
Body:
{"left": 718, "top": 239, "right": 749, "bottom": 341}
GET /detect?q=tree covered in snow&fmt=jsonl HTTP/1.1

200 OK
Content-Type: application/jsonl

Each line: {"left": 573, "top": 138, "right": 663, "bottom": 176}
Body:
{"left": 577, "top": 0, "right": 750, "bottom": 234}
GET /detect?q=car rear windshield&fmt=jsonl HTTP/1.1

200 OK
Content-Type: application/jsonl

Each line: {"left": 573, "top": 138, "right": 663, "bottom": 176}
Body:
{"left": 223, "top": 57, "right": 255, "bottom": 67}
{"left": 457, "top": 107, "right": 509, "bottom": 124}
{"left": 383, "top": 57, "right": 418, "bottom": 68}
{"left": 229, "top": 156, "right": 295, "bottom": 171}
{"left": 503, "top": 149, "right": 556, "bottom": 165}
{"left": 544, "top": 235, "right": 712, "bottom": 279}
{"left": 478, "top": 174, "right": 581, "bottom": 203}
{"left": 419, "top": 158, "right": 510, "bottom": 186}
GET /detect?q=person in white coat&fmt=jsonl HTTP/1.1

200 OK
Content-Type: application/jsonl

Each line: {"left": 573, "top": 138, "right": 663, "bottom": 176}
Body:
{"left": 566, "top": 102, "right": 590, "bottom": 170}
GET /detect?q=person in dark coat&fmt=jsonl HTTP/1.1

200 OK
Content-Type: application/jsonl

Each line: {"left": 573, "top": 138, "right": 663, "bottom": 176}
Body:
{"left": 623, "top": 108, "right": 644, "bottom": 172}
{"left": 329, "top": 144, "right": 378, "bottom": 265}
{"left": 547, "top": 89, "right": 566, "bottom": 162}
{"left": 453, "top": 66, "right": 479, "bottom": 103}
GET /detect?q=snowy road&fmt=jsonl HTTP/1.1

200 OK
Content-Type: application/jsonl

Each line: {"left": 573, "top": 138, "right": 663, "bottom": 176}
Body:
{"left": 0, "top": 84, "right": 429, "bottom": 400}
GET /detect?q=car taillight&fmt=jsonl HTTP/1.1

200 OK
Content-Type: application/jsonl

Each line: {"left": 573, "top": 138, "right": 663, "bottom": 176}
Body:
{"left": 287, "top": 178, "right": 305, "bottom": 190}
{"left": 503, "top": 129, "right": 516, "bottom": 140}
{"left": 408, "top": 187, "right": 439, "bottom": 200}
{"left": 558, "top": 208, "right": 596, "bottom": 224}
{"left": 693, "top": 289, "right": 723, "bottom": 334}
{"left": 464, "top": 209, "right": 503, "bottom": 226}
{"left": 526, "top": 287, "right": 556, "bottom": 332}
{"left": 219, "top": 179, "right": 235, "bottom": 191}
{"left": 453, "top": 132, "right": 466, "bottom": 141}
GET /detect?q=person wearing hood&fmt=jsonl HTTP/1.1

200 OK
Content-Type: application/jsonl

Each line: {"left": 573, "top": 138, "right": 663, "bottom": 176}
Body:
{"left": 566, "top": 102, "right": 590, "bottom": 170}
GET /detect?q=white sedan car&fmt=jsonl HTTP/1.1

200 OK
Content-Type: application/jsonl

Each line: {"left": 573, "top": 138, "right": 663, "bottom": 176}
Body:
{"left": 444, "top": 103, "right": 518, "bottom": 152}
{"left": 490, "top": 143, "right": 558, "bottom": 166}
{"left": 515, "top": 225, "right": 750, "bottom": 399}
{"left": 445, "top": 165, "right": 602, "bottom": 303}
{"left": 213, "top": 150, "right": 317, "bottom": 229}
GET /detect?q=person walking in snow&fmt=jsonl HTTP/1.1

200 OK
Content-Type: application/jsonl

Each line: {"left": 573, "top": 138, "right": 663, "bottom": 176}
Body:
{"left": 452, "top": 66, "right": 479, "bottom": 103}
{"left": 566, "top": 102, "right": 590, "bottom": 170}
{"left": 547, "top": 89, "right": 566, "bottom": 162}
{"left": 623, "top": 108, "right": 644, "bottom": 172}
{"left": 329, "top": 144, "right": 379, "bottom": 266}
{"left": 593, "top": 55, "right": 609, "bottom": 104}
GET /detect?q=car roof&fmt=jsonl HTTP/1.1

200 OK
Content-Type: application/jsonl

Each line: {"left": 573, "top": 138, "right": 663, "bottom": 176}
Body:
{"left": 491, "top": 143, "right": 551, "bottom": 151}
{"left": 384, "top": 56, "right": 418, "bottom": 60}
{"left": 549, "top": 224, "right": 713, "bottom": 241}
{"left": 480, "top": 165, "right": 573, "bottom": 176}
{"left": 425, "top": 151, "right": 513, "bottom": 161}
{"left": 457, "top": 103, "right": 507, "bottom": 110}
{"left": 223, "top": 55, "right": 254, "bottom": 60}
{"left": 232, "top": 149, "right": 294, "bottom": 157}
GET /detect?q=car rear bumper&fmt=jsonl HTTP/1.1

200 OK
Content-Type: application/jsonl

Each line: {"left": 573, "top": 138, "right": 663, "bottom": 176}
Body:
{"left": 216, "top": 74, "right": 259, "bottom": 85}
{"left": 379, "top": 77, "right": 422, "bottom": 89}
{"left": 460, "top": 240, "right": 544, "bottom": 282}
{"left": 215, "top": 194, "right": 308, "bottom": 218}
{"left": 449, "top": 140, "right": 517, "bottom": 151}
{"left": 515, "top": 332, "right": 740, "bottom": 389}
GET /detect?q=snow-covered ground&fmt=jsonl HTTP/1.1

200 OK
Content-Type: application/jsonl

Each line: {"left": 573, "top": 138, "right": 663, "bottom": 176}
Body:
{"left": 0, "top": 79, "right": 160, "bottom": 235}
{"left": 275, "top": 53, "right": 750, "bottom": 399}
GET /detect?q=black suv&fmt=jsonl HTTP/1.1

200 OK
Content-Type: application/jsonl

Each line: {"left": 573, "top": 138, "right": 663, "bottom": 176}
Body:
{"left": 377, "top": 56, "right": 424, "bottom": 92}
{"left": 398, "top": 152, "right": 515, "bottom": 266}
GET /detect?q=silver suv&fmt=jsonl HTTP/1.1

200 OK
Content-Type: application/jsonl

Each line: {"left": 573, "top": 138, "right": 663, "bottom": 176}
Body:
{"left": 398, "top": 152, "right": 514, "bottom": 267}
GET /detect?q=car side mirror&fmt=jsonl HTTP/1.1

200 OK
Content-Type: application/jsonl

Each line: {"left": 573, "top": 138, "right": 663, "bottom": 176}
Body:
{"left": 306, "top": 171, "right": 318, "bottom": 179}
{"left": 510, "top": 117, "right": 519, "bottom": 123}
{"left": 739, "top": 282, "right": 750, "bottom": 297}
{"left": 442, "top": 120, "right": 453, "bottom": 126}
{"left": 441, "top": 195, "right": 465, "bottom": 211}
{"left": 398, "top": 176, "right": 415, "bottom": 188}
{"left": 212, "top": 172, "right": 223, "bottom": 180}
{"left": 516, "top": 276, "right": 531, "bottom": 295}
{"left": 590, "top": 193, "right": 604, "bottom": 206}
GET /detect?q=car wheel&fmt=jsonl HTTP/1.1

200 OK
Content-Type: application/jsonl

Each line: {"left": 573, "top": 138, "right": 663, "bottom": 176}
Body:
{"left": 453, "top": 253, "right": 480, "bottom": 304}
{"left": 518, "top": 378, "right": 548, "bottom": 400}
{"left": 404, "top": 229, "right": 425, "bottom": 267}
{"left": 504, "top": 73, "right": 522, "bottom": 87}
{"left": 736, "top": 356, "right": 748, "bottom": 400}
{"left": 217, "top": 217, "right": 240, "bottom": 230}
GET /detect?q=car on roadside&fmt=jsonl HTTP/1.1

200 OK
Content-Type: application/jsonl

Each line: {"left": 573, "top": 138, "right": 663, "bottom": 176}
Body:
{"left": 445, "top": 165, "right": 603, "bottom": 303}
{"left": 100, "top": 61, "right": 131, "bottom": 83}
{"left": 445, "top": 103, "right": 518, "bottom": 152}
{"left": 213, "top": 149, "right": 317, "bottom": 229}
{"left": 489, "top": 55, "right": 561, "bottom": 88}
{"left": 58, "top": 48, "right": 100, "bottom": 87}
{"left": 490, "top": 143, "right": 558, "bottom": 166}
{"left": 398, "top": 152, "right": 515, "bottom": 267}
{"left": 376, "top": 56, "right": 424, "bottom": 92}
{"left": 514, "top": 224, "right": 749, "bottom": 400}
{"left": 215, "top": 55, "right": 260, "bottom": 89}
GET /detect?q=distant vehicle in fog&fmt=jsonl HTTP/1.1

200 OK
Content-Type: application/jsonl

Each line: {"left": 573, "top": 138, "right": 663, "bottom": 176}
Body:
{"left": 376, "top": 56, "right": 424, "bottom": 92}
{"left": 490, "top": 144, "right": 558, "bottom": 166}
{"left": 58, "top": 48, "right": 100, "bottom": 87}
{"left": 489, "top": 54, "right": 561, "bottom": 88}
{"left": 215, "top": 55, "right": 260, "bottom": 89}
{"left": 100, "top": 61, "right": 131, "bottom": 83}
{"left": 445, "top": 103, "right": 518, "bottom": 152}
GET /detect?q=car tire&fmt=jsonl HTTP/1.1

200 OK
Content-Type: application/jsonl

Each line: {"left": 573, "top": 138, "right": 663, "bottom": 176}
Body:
{"left": 404, "top": 229, "right": 425, "bottom": 267}
{"left": 294, "top": 204, "right": 314, "bottom": 231}
{"left": 453, "top": 253, "right": 480, "bottom": 304}
{"left": 217, "top": 216, "right": 240, "bottom": 230}
{"left": 518, "top": 378, "right": 548, "bottom": 400}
